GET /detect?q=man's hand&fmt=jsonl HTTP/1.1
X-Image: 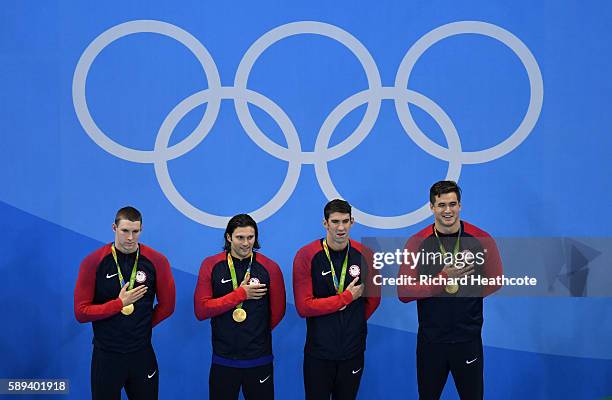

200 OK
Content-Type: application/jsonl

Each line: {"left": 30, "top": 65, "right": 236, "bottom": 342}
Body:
{"left": 119, "top": 283, "right": 147, "bottom": 306}
{"left": 442, "top": 262, "right": 475, "bottom": 279}
{"left": 345, "top": 277, "right": 364, "bottom": 301}
{"left": 240, "top": 273, "right": 267, "bottom": 300}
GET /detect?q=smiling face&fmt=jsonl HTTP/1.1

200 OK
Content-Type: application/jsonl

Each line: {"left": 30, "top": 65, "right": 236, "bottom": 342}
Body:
{"left": 323, "top": 212, "right": 354, "bottom": 251}
{"left": 226, "top": 226, "right": 256, "bottom": 260}
{"left": 430, "top": 191, "right": 461, "bottom": 234}
{"left": 113, "top": 219, "right": 142, "bottom": 254}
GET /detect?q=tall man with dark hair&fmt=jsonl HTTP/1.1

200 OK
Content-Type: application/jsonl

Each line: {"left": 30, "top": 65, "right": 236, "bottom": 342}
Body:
{"left": 74, "top": 206, "right": 176, "bottom": 400}
{"left": 398, "top": 181, "right": 503, "bottom": 400}
{"left": 293, "top": 199, "right": 380, "bottom": 400}
{"left": 195, "top": 214, "right": 286, "bottom": 400}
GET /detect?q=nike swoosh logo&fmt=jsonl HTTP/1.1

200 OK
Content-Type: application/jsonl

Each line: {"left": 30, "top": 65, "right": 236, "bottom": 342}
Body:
{"left": 221, "top": 278, "right": 232, "bottom": 284}
{"left": 466, "top": 358, "right": 478, "bottom": 365}
{"left": 259, "top": 375, "right": 270, "bottom": 383}
{"left": 321, "top": 270, "right": 332, "bottom": 276}
{"left": 106, "top": 273, "right": 118, "bottom": 279}
{"left": 352, "top": 368, "right": 361, "bottom": 374}
{"left": 148, "top": 370, "right": 157, "bottom": 378}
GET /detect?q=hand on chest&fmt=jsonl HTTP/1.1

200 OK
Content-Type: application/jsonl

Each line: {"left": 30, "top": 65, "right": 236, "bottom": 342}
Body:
{"left": 97, "top": 257, "right": 155, "bottom": 300}
{"left": 213, "top": 263, "right": 270, "bottom": 297}
{"left": 313, "top": 251, "right": 363, "bottom": 294}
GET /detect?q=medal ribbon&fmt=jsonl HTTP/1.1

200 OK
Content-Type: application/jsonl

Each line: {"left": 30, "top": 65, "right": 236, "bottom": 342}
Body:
{"left": 433, "top": 224, "right": 462, "bottom": 263}
{"left": 322, "top": 239, "right": 350, "bottom": 294}
{"left": 111, "top": 244, "right": 139, "bottom": 290}
{"left": 227, "top": 252, "right": 254, "bottom": 310}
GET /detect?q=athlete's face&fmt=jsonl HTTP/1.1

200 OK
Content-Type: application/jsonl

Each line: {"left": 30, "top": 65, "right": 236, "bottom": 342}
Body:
{"left": 430, "top": 192, "right": 461, "bottom": 233}
{"left": 227, "top": 226, "right": 256, "bottom": 259}
{"left": 113, "top": 219, "right": 142, "bottom": 254}
{"left": 324, "top": 212, "right": 354, "bottom": 250}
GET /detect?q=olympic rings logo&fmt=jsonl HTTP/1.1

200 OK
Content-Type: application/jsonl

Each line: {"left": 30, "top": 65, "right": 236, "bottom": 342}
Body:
{"left": 72, "top": 20, "right": 543, "bottom": 229}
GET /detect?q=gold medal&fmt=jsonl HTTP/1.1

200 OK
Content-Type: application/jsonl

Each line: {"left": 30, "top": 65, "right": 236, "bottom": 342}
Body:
{"left": 232, "top": 308, "right": 247, "bottom": 322}
{"left": 445, "top": 284, "right": 459, "bottom": 294}
{"left": 111, "top": 244, "right": 140, "bottom": 315}
{"left": 434, "top": 225, "right": 462, "bottom": 296}
{"left": 121, "top": 304, "right": 135, "bottom": 315}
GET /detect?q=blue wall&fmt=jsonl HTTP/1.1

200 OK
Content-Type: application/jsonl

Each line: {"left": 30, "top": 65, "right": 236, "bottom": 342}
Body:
{"left": 1, "top": 1, "right": 611, "bottom": 398}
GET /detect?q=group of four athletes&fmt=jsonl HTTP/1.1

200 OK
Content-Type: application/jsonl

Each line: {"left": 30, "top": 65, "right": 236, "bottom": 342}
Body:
{"left": 74, "top": 180, "right": 502, "bottom": 400}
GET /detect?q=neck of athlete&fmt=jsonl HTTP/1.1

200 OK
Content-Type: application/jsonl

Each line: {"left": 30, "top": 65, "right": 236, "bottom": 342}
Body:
{"left": 434, "top": 220, "right": 461, "bottom": 235}
{"left": 326, "top": 233, "right": 349, "bottom": 251}
{"left": 114, "top": 241, "right": 138, "bottom": 254}
{"left": 230, "top": 249, "right": 252, "bottom": 260}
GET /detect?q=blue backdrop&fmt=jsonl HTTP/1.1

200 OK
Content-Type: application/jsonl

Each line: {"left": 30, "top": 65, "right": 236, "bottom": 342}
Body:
{"left": 1, "top": 1, "right": 611, "bottom": 398}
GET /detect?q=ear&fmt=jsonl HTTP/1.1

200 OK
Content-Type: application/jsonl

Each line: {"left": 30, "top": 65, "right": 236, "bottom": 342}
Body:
{"left": 429, "top": 203, "right": 435, "bottom": 213}
{"left": 323, "top": 218, "right": 329, "bottom": 229}
{"left": 112, "top": 223, "right": 117, "bottom": 233}
{"left": 226, "top": 233, "right": 232, "bottom": 243}
{"left": 350, "top": 216, "right": 355, "bottom": 225}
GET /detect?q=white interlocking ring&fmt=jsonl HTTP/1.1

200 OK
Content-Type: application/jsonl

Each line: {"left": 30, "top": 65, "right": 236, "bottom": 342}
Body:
{"left": 234, "top": 21, "right": 382, "bottom": 164}
{"left": 395, "top": 21, "right": 544, "bottom": 164}
{"left": 314, "top": 86, "right": 461, "bottom": 229}
{"left": 73, "top": 20, "right": 222, "bottom": 163}
{"left": 153, "top": 87, "right": 301, "bottom": 228}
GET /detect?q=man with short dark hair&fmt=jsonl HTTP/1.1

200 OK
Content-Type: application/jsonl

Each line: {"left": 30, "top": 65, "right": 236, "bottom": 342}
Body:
{"left": 74, "top": 206, "right": 176, "bottom": 400}
{"left": 195, "top": 214, "right": 286, "bottom": 400}
{"left": 293, "top": 199, "right": 380, "bottom": 400}
{"left": 398, "top": 181, "right": 503, "bottom": 400}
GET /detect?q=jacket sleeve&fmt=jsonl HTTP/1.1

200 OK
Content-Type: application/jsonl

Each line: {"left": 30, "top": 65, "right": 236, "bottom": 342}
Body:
{"left": 151, "top": 254, "right": 176, "bottom": 327}
{"left": 74, "top": 250, "right": 123, "bottom": 322}
{"left": 264, "top": 259, "right": 286, "bottom": 330}
{"left": 397, "top": 235, "right": 447, "bottom": 303}
{"left": 362, "top": 246, "right": 381, "bottom": 320}
{"left": 293, "top": 248, "right": 353, "bottom": 318}
{"left": 194, "top": 258, "right": 247, "bottom": 321}
{"left": 481, "top": 235, "right": 504, "bottom": 297}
